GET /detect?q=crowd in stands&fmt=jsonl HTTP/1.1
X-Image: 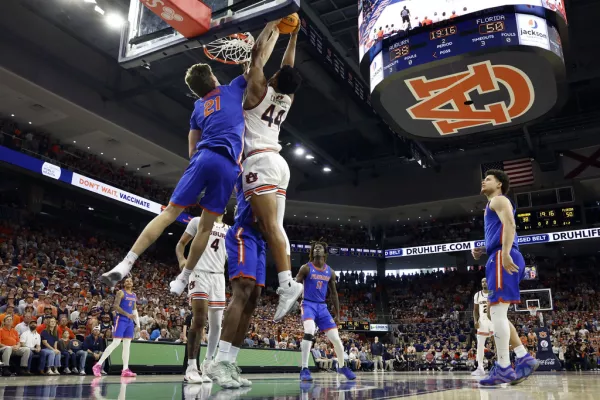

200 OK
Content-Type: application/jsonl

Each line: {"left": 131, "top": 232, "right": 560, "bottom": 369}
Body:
{"left": 284, "top": 222, "right": 373, "bottom": 247}
{"left": 384, "top": 216, "right": 484, "bottom": 247}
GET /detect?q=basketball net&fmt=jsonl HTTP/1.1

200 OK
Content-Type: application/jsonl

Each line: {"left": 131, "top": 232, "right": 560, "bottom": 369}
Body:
{"left": 528, "top": 306, "right": 538, "bottom": 317}
{"left": 203, "top": 33, "right": 255, "bottom": 65}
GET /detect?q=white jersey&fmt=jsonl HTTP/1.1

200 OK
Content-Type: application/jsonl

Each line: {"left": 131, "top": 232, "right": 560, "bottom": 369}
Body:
{"left": 474, "top": 291, "right": 491, "bottom": 321}
{"left": 185, "top": 218, "right": 228, "bottom": 273}
{"left": 243, "top": 86, "right": 292, "bottom": 155}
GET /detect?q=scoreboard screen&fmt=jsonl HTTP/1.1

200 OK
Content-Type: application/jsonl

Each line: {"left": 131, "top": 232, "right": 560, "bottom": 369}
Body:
{"left": 337, "top": 321, "right": 370, "bottom": 331}
{"left": 516, "top": 206, "right": 581, "bottom": 231}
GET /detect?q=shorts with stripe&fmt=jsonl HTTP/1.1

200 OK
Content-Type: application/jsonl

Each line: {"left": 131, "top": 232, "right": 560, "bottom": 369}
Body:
{"left": 170, "top": 148, "right": 240, "bottom": 214}
{"left": 113, "top": 315, "right": 135, "bottom": 339}
{"left": 188, "top": 270, "right": 226, "bottom": 308}
{"left": 485, "top": 248, "right": 526, "bottom": 305}
{"left": 225, "top": 225, "right": 266, "bottom": 286}
{"left": 241, "top": 151, "right": 290, "bottom": 201}
{"left": 477, "top": 318, "right": 494, "bottom": 337}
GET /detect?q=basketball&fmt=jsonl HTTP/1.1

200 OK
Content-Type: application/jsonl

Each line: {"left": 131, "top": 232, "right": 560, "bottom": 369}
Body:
{"left": 277, "top": 13, "right": 299, "bottom": 34}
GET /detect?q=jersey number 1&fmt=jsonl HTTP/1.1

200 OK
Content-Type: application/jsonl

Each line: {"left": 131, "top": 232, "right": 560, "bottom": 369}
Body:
{"left": 261, "top": 105, "right": 285, "bottom": 127}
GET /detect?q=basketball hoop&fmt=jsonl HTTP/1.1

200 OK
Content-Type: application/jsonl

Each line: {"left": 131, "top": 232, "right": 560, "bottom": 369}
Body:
{"left": 528, "top": 306, "right": 538, "bottom": 317}
{"left": 203, "top": 33, "right": 255, "bottom": 65}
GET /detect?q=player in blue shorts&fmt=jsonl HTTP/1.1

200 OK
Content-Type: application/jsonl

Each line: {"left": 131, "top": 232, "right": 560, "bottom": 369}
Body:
{"left": 473, "top": 169, "right": 539, "bottom": 385}
{"left": 295, "top": 240, "right": 356, "bottom": 382}
{"left": 101, "top": 60, "right": 249, "bottom": 293}
{"left": 206, "top": 175, "right": 264, "bottom": 389}
{"left": 93, "top": 278, "right": 140, "bottom": 377}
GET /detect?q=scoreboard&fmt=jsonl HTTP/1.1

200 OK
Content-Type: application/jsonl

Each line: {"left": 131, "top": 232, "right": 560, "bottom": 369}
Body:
{"left": 516, "top": 206, "right": 581, "bottom": 231}
{"left": 337, "top": 321, "right": 370, "bottom": 331}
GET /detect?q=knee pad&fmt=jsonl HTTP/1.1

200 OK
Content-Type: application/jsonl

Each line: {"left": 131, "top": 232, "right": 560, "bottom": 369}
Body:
{"left": 303, "top": 333, "right": 315, "bottom": 342}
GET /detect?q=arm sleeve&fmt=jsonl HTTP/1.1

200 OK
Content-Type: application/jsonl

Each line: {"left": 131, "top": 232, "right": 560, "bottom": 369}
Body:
{"left": 190, "top": 107, "right": 200, "bottom": 130}
{"left": 185, "top": 217, "right": 200, "bottom": 237}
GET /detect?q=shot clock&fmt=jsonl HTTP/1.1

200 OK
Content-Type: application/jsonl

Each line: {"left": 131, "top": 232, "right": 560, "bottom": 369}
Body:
{"left": 517, "top": 206, "right": 581, "bottom": 231}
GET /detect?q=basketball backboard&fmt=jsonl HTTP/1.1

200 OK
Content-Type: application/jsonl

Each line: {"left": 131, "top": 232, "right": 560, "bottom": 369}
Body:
{"left": 119, "top": 0, "right": 300, "bottom": 69}
{"left": 514, "top": 288, "right": 554, "bottom": 313}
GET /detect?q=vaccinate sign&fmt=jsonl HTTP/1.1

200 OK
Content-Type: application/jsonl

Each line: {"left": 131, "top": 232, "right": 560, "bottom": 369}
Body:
{"left": 384, "top": 228, "right": 600, "bottom": 258}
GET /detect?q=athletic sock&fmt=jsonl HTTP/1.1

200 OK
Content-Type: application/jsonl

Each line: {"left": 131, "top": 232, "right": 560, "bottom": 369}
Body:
{"left": 278, "top": 270, "right": 292, "bottom": 286}
{"left": 490, "top": 303, "right": 511, "bottom": 368}
{"left": 179, "top": 268, "right": 193, "bottom": 280}
{"left": 215, "top": 341, "right": 232, "bottom": 363}
{"left": 301, "top": 340, "right": 313, "bottom": 369}
{"left": 125, "top": 251, "right": 138, "bottom": 264}
{"left": 188, "top": 359, "right": 197, "bottom": 369}
{"left": 514, "top": 345, "right": 528, "bottom": 359}
{"left": 230, "top": 346, "right": 240, "bottom": 363}
{"left": 476, "top": 335, "right": 487, "bottom": 369}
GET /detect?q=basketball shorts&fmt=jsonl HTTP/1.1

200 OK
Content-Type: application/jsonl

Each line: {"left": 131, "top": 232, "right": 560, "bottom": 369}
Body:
{"left": 113, "top": 315, "right": 135, "bottom": 339}
{"left": 301, "top": 300, "right": 337, "bottom": 332}
{"left": 477, "top": 318, "right": 494, "bottom": 337}
{"left": 170, "top": 148, "right": 240, "bottom": 214}
{"left": 241, "top": 151, "right": 290, "bottom": 201}
{"left": 188, "top": 270, "right": 226, "bottom": 308}
{"left": 226, "top": 226, "right": 266, "bottom": 286}
{"left": 485, "top": 248, "right": 526, "bottom": 305}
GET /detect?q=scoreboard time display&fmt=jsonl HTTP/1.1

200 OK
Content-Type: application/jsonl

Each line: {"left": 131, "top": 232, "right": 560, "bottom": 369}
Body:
{"left": 337, "top": 321, "right": 370, "bottom": 331}
{"left": 516, "top": 206, "right": 581, "bottom": 231}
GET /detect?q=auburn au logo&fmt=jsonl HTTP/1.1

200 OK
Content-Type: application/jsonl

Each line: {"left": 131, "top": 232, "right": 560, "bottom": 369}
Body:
{"left": 245, "top": 172, "right": 258, "bottom": 184}
{"left": 406, "top": 61, "right": 535, "bottom": 135}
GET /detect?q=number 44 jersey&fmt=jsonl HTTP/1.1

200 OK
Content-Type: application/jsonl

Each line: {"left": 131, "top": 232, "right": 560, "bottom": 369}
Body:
{"left": 185, "top": 217, "right": 229, "bottom": 273}
{"left": 243, "top": 86, "right": 292, "bottom": 155}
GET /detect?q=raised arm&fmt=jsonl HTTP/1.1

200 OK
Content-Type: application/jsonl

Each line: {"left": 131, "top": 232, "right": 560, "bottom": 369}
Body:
{"left": 327, "top": 270, "right": 340, "bottom": 323}
{"left": 490, "top": 196, "right": 519, "bottom": 274}
{"left": 281, "top": 24, "right": 300, "bottom": 68}
{"left": 244, "top": 20, "right": 281, "bottom": 108}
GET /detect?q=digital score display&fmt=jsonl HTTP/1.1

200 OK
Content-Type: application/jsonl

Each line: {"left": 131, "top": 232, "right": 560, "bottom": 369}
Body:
{"left": 516, "top": 206, "right": 582, "bottom": 231}
{"left": 337, "top": 321, "right": 370, "bottom": 331}
{"left": 429, "top": 26, "right": 457, "bottom": 41}
{"left": 479, "top": 21, "right": 506, "bottom": 34}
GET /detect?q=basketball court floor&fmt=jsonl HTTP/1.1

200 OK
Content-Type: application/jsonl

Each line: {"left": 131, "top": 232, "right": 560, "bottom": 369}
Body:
{"left": 0, "top": 371, "right": 598, "bottom": 399}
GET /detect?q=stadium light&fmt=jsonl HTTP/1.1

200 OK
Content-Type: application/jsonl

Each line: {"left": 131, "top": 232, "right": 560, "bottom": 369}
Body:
{"left": 94, "top": 5, "right": 105, "bottom": 15}
{"left": 305, "top": 154, "right": 314, "bottom": 160}
{"left": 88, "top": 207, "right": 94, "bottom": 211}
{"left": 323, "top": 167, "right": 332, "bottom": 172}
{"left": 28, "top": 122, "right": 32, "bottom": 125}
{"left": 294, "top": 147, "right": 305, "bottom": 156}
{"left": 106, "top": 13, "right": 124, "bottom": 29}
{"left": 84, "top": 0, "right": 97, "bottom": 3}
{"left": 10, "top": 114, "right": 14, "bottom": 117}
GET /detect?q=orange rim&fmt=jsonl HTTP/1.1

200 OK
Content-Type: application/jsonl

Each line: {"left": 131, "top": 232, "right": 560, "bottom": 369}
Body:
{"left": 203, "top": 33, "right": 252, "bottom": 65}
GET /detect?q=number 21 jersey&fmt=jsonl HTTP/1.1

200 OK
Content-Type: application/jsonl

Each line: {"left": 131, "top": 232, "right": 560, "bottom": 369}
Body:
{"left": 244, "top": 86, "right": 292, "bottom": 155}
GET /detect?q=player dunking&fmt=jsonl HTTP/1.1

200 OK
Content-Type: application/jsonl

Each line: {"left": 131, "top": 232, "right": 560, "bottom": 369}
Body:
{"left": 473, "top": 170, "right": 539, "bottom": 385}
{"left": 296, "top": 240, "right": 355, "bottom": 382}
{"left": 93, "top": 278, "right": 139, "bottom": 377}
{"left": 471, "top": 278, "right": 493, "bottom": 376}
{"left": 176, "top": 216, "right": 229, "bottom": 383}
{"left": 101, "top": 58, "right": 248, "bottom": 294}
{"left": 242, "top": 19, "right": 304, "bottom": 322}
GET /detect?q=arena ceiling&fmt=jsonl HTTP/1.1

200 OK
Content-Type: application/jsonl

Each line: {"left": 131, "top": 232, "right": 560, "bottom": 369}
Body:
{"left": 2, "top": 0, "right": 600, "bottom": 194}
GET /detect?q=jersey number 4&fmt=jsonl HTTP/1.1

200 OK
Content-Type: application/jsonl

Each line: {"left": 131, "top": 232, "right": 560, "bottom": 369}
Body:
{"left": 261, "top": 105, "right": 286, "bottom": 127}
{"left": 210, "top": 238, "right": 220, "bottom": 252}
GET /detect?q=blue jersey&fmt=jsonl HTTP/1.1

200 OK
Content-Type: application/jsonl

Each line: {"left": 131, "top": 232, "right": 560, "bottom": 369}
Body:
{"left": 232, "top": 176, "right": 256, "bottom": 230}
{"left": 190, "top": 75, "right": 247, "bottom": 163}
{"left": 119, "top": 290, "right": 137, "bottom": 316}
{"left": 484, "top": 195, "right": 519, "bottom": 254}
{"left": 303, "top": 262, "right": 332, "bottom": 303}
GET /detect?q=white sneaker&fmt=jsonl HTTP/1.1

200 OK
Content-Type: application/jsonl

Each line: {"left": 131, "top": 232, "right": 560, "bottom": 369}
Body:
{"left": 274, "top": 280, "right": 303, "bottom": 322}
{"left": 201, "top": 371, "right": 212, "bottom": 383}
{"left": 471, "top": 367, "right": 486, "bottom": 376}
{"left": 64, "top": 368, "right": 71, "bottom": 374}
{"left": 230, "top": 363, "right": 252, "bottom": 387}
{"left": 184, "top": 367, "right": 204, "bottom": 384}
{"left": 200, "top": 359, "right": 212, "bottom": 374}
{"left": 100, "top": 260, "right": 131, "bottom": 287}
{"left": 208, "top": 361, "right": 240, "bottom": 389}
{"left": 169, "top": 276, "right": 188, "bottom": 296}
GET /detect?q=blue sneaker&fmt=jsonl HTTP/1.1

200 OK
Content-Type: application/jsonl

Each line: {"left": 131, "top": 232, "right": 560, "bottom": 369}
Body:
{"left": 511, "top": 354, "right": 539, "bottom": 385}
{"left": 337, "top": 366, "right": 356, "bottom": 381}
{"left": 479, "top": 364, "right": 516, "bottom": 386}
{"left": 300, "top": 367, "right": 313, "bottom": 382}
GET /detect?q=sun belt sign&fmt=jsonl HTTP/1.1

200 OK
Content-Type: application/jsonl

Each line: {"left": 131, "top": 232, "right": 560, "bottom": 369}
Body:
{"left": 405, "top": 61, "right": 535, "bottom": 136}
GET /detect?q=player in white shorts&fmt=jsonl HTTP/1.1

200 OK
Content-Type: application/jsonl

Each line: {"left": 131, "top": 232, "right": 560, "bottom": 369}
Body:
{"left": 472, "top": 278, "right": 494, "bottom": 376}
{"left": 176, "top": 215, "right": 228, "bottom": 383}
{"left": 242, "top": 20, "right": 304, "bottom": 322}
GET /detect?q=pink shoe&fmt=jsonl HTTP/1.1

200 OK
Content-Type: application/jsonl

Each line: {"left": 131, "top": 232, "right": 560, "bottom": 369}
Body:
{"left": 92, "top": 363, "right": 103, "bottom": 377}
{"left": 121, "top": 369, "right": 137, "bottom": 377}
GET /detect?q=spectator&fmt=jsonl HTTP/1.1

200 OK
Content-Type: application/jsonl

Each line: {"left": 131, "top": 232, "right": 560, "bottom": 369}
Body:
{"left": 312, "top": 346, "right": 332, "bottom": 370}
{"left": 83, "top": 326, "right": 105, "bottom": 374}
{"left": 58, "top": 315, "right": 75, "bottom": 340}
{"left": 40, "top": 316, "right": 61, "bottom": 375}
{"left": 0, "top": 315, "right": 31, "bottom": 375}
{"left": 15, "top": 312, "right": 33, "bottom": 336}
{"left": 0, "top": 304, "right": 21, "bottom": 327}
{"left": 19, "top": 317, "right": 41, "bottom": 373}
{"left": 58, "top": 329, "right": 86, "bottom": 374}
{"left": 358, "top": 346, "right": 373, "bottom": 370}
{"left": 371, "top": 336, "right": 384, "bottom": 371}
